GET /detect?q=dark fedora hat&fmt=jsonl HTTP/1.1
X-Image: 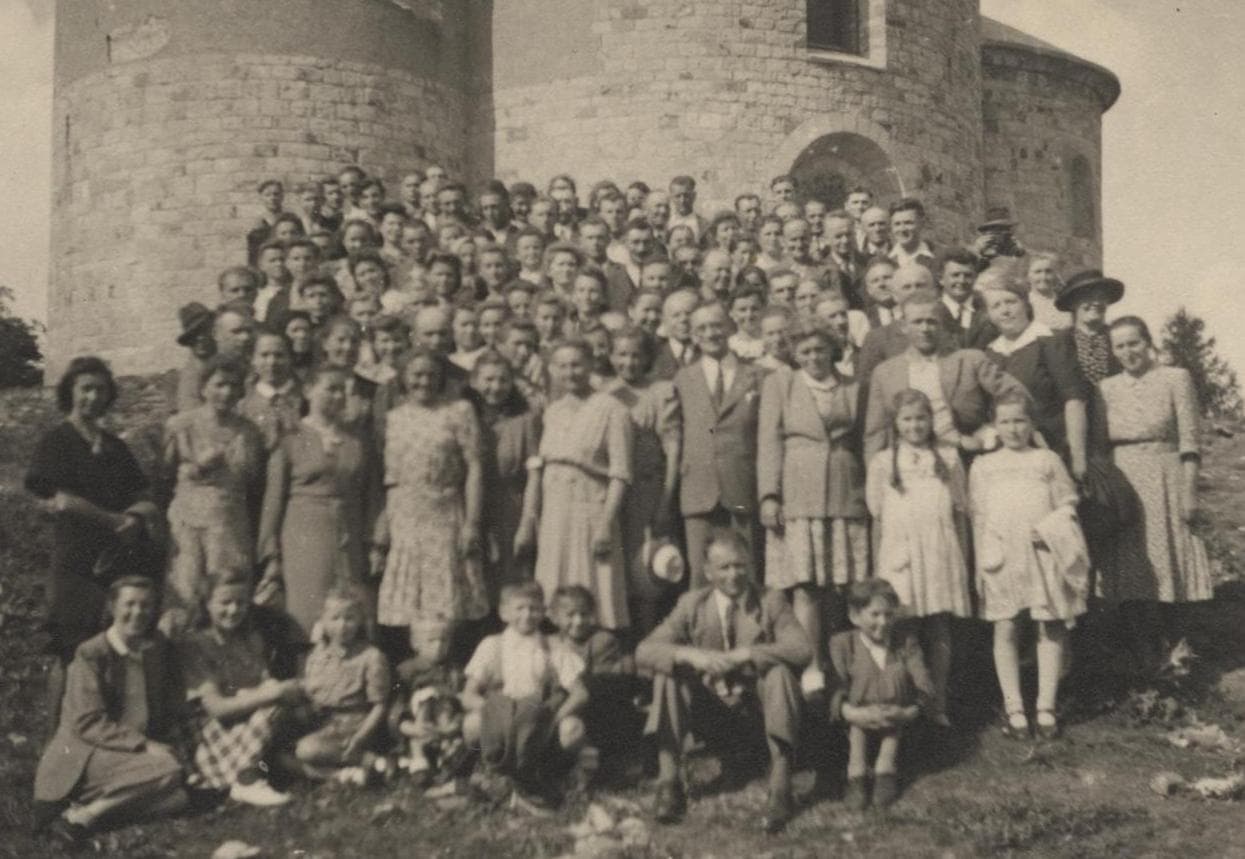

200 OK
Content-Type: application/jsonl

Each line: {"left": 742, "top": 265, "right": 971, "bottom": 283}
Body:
{"left": 976, "top": 206, "right": 1016, "bottom": 232}
{"left": 176, "top": 301, "right": 215, "bottom": 346}
{"left": 1056, "top": 269, "right": 1125, "bottom": 312}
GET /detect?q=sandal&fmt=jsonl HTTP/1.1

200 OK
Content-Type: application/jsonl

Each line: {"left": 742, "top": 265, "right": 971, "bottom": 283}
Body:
{"left": 1035, "top": 710, "right": 1060, "bottom": 740}
{"left": 1000, "top": 710, "right": 1030, "bottom": 740}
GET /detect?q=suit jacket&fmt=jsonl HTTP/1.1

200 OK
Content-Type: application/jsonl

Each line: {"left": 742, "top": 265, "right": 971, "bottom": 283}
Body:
{"left": 34, "top": 632, "right": 184, "bottom": 802}
{"left": 855, "top": 320, "right": 910, "bottom": 392}
{"left": 673, "top": 358, "right": 764, "bottom": 517}
{"left": 757, "top": 367, "right": 866, "bottom": 519}
{"left": 826, "top": 251, "right": 869, "bottom": 309}
{"left": 603, "top": 261, "right": 637, "bottom": 312}
{"left": 935, "top": 300, "right": 998, "bottom": 351}
{"left": 863, "top": 348, "right": 1028, "bottom": 458}
{"left": 651, "top": 339, "right": 698, "bottom": 382}
{"left": 636, "top": 585, "right": 812, "bottom": 677}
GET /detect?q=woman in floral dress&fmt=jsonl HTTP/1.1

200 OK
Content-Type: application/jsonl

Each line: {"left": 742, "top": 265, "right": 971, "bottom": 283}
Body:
{"left": 375, "top": 349, "right": 488, "bottom": 633}
{"left": 1096, "top": 316, "right": 1213, "bottom": 672}
{"left": 519, "top": 340, "right": 633, "bottom": 631}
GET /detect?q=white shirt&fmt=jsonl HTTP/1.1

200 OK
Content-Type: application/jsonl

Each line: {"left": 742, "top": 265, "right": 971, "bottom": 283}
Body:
{"left": 889, "top": 240, "right": 935, "bottom": 267}
{"left": 701, "top": 352, "right": 738, "bottom": 397}
{"left": 941, "top": 295, "right": 974, "bottom": 330}
{"left": 859, "top": 631, "right": 889, "bottom": 670}
{"left": 669, "top": 339, "right": 695, "bottom": 365}
{"left": 907, "top": 351, "right": 956, "bottom": 444}
{"left": 668, "top": 211, "right": 704, "bottom": 240}
{"left": 254, "top": 284, "right": 283, "bottom": 323}
{"left": 254, "top": 379, "right": 298, "bottom": 402}
{"left": 465, "top": 627, "right": 584, "bottom": 700}
{"left": 847, "top": 308, "right": 871, "bottom": 347}
{"left": 712, "top": 590, "right": 739, "bottom": 649}
{"left": 729, "top": 331, "right": 765, "bottom": 361}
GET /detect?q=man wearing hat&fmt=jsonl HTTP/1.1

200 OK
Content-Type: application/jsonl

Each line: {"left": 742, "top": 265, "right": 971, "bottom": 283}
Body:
{"left": 973, "top": 206, "right": 1026, "bottom": 266}
{"left": 173, "top": 302, "right": 216, "bottom": 413}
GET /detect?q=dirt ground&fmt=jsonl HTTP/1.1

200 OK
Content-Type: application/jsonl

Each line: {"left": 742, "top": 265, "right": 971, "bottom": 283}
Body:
{"left": 1, "top": 380, "right": 1243, "bottom": 859}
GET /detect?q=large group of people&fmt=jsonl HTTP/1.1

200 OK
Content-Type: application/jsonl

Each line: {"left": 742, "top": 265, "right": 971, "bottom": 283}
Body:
{"left": 27, "top": 164, "right": 1213, "bottom": 844}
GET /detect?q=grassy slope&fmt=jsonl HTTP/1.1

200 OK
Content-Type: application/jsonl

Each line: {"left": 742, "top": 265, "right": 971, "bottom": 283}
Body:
{"left": 1, "top": 380, "right": 1243, "bottom": 859}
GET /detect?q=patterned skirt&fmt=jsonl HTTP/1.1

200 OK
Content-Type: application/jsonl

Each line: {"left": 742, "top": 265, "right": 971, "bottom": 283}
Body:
{"left": 765, "top": 517, "right": 870, "bottom": 590}
{"left": 190, "top": 705, "right": 281, "bottom": 789}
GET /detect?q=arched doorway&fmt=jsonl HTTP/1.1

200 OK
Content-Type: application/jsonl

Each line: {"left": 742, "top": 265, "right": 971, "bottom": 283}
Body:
{"left": 790, "top": 132, "right": 901, "bottom": 208}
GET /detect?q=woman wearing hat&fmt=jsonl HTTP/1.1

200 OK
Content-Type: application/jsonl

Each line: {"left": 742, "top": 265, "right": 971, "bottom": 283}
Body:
{"left": 1053, "top": 270, "right": 1125, "bottom": 392}
{"left": 174, "top": 302, "right": 217, "bottom": 414}
{"left": 978, "top": 264, "right": 1089, "bottom": 477}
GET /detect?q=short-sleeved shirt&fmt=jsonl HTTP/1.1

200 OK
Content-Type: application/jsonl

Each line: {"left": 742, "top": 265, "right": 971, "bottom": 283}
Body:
{"left": 465, "top": 628, "right": 584, "bottom": 701}
{"left": 179, "top": 627, "right": 270, "bottom": 701}
{"left": 303, "top": 642, "right": 391, "bottom": 711}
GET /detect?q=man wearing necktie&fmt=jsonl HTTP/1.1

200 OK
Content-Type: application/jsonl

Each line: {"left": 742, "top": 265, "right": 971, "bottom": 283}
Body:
{"left": 935, "top": 249, "right": 997, "bottom": 350}
{"left": 672, "top": 303, "right": 765, "bottom": 587}
{"left": 637, "top": 531, "right": 811, "bottom": 833}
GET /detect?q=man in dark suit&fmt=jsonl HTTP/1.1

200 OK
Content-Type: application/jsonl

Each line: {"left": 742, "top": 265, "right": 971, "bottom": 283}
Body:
{"left": 823, "top": 210, "right": 868, "bottom": 308}
{"left": 579, "top": 216, "right": 636, "bottom": 312}
{"left": 673, "top": 303, "right": 765, "bottom": 587}
{"left": 638, "top": 531, "right": 811, "bottom": 832}
{"left": 935, "top": 248, "right": 997, "bottom": 350}
{"left": 650, "top": 288, "right": 700, "bottom": 381}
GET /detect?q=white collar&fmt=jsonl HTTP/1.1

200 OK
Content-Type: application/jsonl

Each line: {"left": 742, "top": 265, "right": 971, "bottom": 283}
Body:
{"left": 800, "top": 369, "right": 839, "bottom": 393}
{"left": 890, "top": 240, "right": 933, "bottom": 261}
{"left": 942, "top": 294, "right": 971, "bottom": 317}
{"left": 701, "top": 351, "right": 737, "bottom": 370}
{"left": 989, "top": 320, "right": 1052, "bottom": 356}
{"left": 255, "top": 379, "right": 296, "bottom": 400}
{"left": 106, "top": 626, "right": 148, "bottom": 658}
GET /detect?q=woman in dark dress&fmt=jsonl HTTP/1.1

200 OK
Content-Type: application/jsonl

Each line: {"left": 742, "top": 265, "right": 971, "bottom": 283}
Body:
{"left": 977, "top": 269, "right": 1089, "bottom": 479}
{"left": 26, "top": 357, "right": 162, "bottom": 728}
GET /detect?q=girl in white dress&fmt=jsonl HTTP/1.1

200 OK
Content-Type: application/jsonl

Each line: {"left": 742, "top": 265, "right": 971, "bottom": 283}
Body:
{"left": 970, "top": 392, "right": 1087, "bottom": 739}
{"left": 865, "top": 389, "right": 970, "bottom": 723}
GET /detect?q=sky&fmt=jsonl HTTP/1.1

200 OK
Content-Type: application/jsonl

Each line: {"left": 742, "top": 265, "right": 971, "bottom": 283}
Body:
{"left": 2, "top": 1, "right": 1244, "bottom": 369}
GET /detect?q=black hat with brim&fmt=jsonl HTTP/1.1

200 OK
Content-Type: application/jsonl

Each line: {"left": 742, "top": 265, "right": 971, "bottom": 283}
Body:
{"left": 1055, "top": 269, "right": 1125, "bottom": 312}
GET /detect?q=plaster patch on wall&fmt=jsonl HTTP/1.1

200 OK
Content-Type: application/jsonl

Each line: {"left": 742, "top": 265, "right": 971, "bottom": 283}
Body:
{"left": 109, "top": 17, "right": 170, "bottom": 63}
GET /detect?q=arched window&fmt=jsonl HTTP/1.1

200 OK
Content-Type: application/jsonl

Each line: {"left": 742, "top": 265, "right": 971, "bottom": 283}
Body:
{"left": 790, "top": 131, "right": 899, "bottom": 208}
{"left": 1067, "top": 155, "right": 1096, "bottom": 240}
{"left": 807, "top": 0, "right": 866, "bottom": 55}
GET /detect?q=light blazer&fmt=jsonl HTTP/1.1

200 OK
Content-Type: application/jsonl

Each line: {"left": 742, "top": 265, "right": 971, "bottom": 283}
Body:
{"left": 757, "top": 366, "right": 865, "bottom": 519}
{"left": 863, "top": 348, "right": 1028, "bottom": 459}
{"left": 673, "top": 358, "right": 764, "bottom": 517}
{"left": 34, "top": 631, "right": 184, "bottom": 802}
{"left": 636, "top": 585, "right": 812, "bottom": 677}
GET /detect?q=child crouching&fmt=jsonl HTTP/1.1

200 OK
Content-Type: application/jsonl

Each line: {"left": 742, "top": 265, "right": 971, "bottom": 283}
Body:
{"left": 827, "top": 579, "right": 932, "bottom": 810}
{"left": 462, "top": 582, "right": 589, "bottom": 811}
{"left": 292, "top": 590, "right": 391, "bottom": 781}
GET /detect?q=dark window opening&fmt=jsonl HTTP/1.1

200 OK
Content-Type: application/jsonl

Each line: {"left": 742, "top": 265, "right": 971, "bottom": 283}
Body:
{"left": 807, "top": 0, "right": 866, "bottom": 55}
{"left": 1068, "top": 155, "right": 1096, "bottom": 240}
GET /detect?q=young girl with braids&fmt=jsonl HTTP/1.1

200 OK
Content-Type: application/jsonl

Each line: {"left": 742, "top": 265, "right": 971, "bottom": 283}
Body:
{"left": 865, "top": 389, "right": 971, "bottom": 725}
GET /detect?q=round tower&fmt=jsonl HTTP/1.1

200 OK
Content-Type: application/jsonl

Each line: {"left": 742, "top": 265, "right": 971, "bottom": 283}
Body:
{"left": 980, "top": 18, "right": 1119, "bottom": 270}
{"left": 49, "top": 0, "right": 470, "bottom": 376}
{"left": 484, "top": 0, "right": 985, "bottom": 243}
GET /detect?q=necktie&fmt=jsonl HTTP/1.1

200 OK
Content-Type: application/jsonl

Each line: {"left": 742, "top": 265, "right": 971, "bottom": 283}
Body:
{"left": 723, "top": 600, "right": 737, "bottom": 649}
{"left": 710, "top": 361, "right": 725, "bottom": 411}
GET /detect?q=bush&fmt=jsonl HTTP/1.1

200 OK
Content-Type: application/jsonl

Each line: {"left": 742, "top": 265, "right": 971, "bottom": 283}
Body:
{"left": 0, "top": 286, "right": 42, "bottom": 389}
{"left": 1161, "top": 307, "right": 1242, "bottom": 419}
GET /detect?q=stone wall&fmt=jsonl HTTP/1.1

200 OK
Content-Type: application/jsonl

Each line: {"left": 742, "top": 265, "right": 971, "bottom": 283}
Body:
{"left": 485, "top": 0, "right": 985, "bottom": 245}
{"left": 48, "top": 0, "right": 469, "bottom": 376}
{"left": 981, "top": 43, "right": 1116, "bottom": 271}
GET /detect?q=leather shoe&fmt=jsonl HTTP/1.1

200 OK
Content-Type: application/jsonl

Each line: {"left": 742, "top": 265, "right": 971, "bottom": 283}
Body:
{"left": 844, "top": 775, "right": 869, "bottom": 811}
{"left": 762, "top": 788, "right": 794, "bottom": 834}
{"left": 653, "top": 779, "right": 686, "bottom": 824}
{"left": 873, "top": 772, "right": 899, "bottom": 808}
